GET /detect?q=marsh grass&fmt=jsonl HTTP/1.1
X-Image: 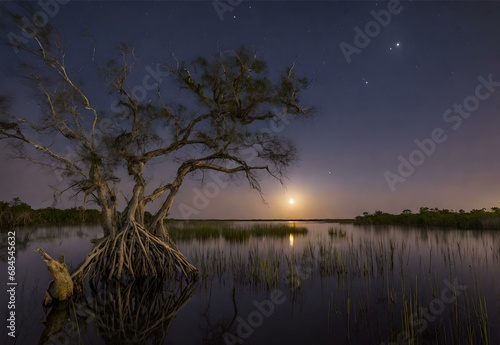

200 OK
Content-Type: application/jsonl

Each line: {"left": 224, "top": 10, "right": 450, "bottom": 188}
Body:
{"left": 328, "top": 226, "right": 346, "bottom": 238}
{"left": 180, "top": 222, "right": 496, "bottom": 344}
{"left": 166, "top": 220, "right": 308, "bottom": 242}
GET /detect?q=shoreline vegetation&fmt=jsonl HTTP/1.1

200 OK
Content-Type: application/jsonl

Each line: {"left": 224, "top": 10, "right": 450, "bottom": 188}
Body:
{"left": 0, "top": 198, "right": 352, "bottom": 229}
{"left": 354, "top": 207, "right": 500, "bottom": 230}
{"left": 0, "top": 198, "right": 101, "bottom": 228}
{"left": 2, "top": 198, "right": 499, "bottom": 230}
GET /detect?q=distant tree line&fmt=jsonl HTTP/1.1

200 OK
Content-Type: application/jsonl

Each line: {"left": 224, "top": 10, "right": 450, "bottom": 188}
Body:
{"left": 0, "top": 198, "right": 101, "bottom": 228}
{"left": 354, "top": 207, "right": 500, "bottom": 230}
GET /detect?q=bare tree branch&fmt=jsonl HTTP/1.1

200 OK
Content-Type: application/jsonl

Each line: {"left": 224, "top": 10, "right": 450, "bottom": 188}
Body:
{"left": 1, "top": 5, "right": 313, "bottom": 280}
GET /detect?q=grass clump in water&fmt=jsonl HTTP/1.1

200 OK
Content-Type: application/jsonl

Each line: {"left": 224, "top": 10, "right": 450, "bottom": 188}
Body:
{"left": 166, "top": 221, "right": 308, "bottom": 242}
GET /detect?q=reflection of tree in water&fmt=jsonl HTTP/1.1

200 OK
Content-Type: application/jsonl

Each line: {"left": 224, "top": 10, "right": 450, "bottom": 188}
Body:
{"left": 90, "top": 278, "right": 197, "bottom": 344}
{"left": 39, "top": 278, "right": 197, "bottom": 345}
{"left": 199, "top": 286, "right": 239, "bottom": 345}
{"left": 38, "top": 299, "right": 83, "bottom": 345}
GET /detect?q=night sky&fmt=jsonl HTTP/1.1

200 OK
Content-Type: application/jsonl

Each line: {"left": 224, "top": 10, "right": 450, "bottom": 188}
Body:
{"left": 1, "top": 1, "right": 500, "bottom": 219}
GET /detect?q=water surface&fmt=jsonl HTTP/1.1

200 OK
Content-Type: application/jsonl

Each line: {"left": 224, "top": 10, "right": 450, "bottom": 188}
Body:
{"left": 1, "top": 222, "right": 499, "bottom": 344}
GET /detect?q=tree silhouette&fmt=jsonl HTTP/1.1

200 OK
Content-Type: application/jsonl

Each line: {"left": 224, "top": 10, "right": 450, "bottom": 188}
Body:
{"left": 0, "top": 6, "right": 312, "bottom": 282}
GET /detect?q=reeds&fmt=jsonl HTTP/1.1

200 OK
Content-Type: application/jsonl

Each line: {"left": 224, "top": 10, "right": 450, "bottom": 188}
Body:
{"left": 177, "top": 222, "right": 495, "bottom": 344}
{"left": 166, "top": 221, "right": 308, "bottom": 242}
{"left": 328, "top": 227, "right": 347, "bottom": 238}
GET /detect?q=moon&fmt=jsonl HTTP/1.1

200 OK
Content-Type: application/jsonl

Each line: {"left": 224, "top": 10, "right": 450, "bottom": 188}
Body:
{"left": 289, "top": 198, "right": 295, "bottom": 205}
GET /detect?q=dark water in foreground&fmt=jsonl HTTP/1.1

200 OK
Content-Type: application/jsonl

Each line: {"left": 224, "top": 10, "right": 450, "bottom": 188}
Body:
{"left": 1, "top": 222, "right": 499, "bottom": 345}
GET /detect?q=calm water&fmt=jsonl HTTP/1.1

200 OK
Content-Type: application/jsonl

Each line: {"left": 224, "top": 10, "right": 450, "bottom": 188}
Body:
{"left": 1, "top": 222, "right": 499, "bottom": 344}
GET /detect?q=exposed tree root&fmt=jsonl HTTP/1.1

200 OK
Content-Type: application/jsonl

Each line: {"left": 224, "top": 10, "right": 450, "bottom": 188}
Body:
{"left": 72, "top": 221, "right": 198, "bottom": 286}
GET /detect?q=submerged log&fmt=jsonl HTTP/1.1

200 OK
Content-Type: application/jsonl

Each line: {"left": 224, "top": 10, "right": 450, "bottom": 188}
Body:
{"left": 36, "top": 248, "right": 74, "bottom": 306}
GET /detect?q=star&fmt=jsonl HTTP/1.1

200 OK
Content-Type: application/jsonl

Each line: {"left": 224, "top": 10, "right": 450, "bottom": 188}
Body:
{"left": 390, "top": 43, "right": 401, "bottom": 51}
